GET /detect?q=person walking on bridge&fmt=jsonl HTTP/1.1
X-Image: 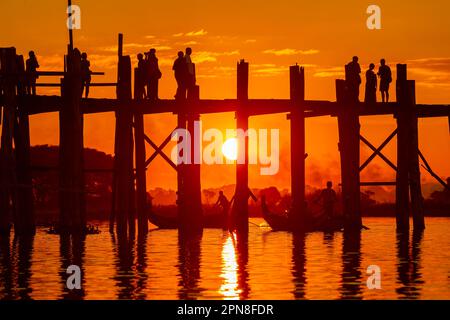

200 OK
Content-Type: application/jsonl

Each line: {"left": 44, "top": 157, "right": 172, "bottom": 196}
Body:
{"left": 136, "top": 53, "right": 147, "bottom": 100}
{"left": 185, "top": 47, "right": 196, "bottom": 98}
{"left": 145, "top": 49, "right": 162, "bottom": 101}
{"left": 345, "top": 56, "right": 362, "bottom": 103}
{"left": 25, "top": 51, "right": 40, "bottom": 95}
{"left": 365, "top": 63, "right": 377, "bottom": 104}
{"left": 377, "top": 59, "right": 392, "bottom": 103}
{"left": 173, "top": 51, "right": 188, "bottom": 100}
{"left": 81, "top": 52, "right": 91, "bottom": 98}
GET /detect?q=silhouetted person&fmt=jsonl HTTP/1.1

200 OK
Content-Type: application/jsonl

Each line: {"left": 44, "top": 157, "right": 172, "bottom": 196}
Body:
{"left": 316, "top": 181, "right": 337, "bottom": 220}
{"left": 377, "top": 59, "right": 392, "bottom": 103}
{"left": 185, "top": 47, "right": 196, "bottom": 98}
{"left": 364, "top": 63, "right": 377, "bottom": 104}
{"left": 81, "top": 52, "right": 91, "bottom": 98}
{"left": 145, "top": 48, "right": 161, "bottom": 101}
{"left": 215, "top": 191, "right": 230, "bottom": 229}
{"left": 173, "top": 51, "right": 188, "bottom": 100}
{"left": 345, "top": 56, "right": 361, "bottom": 103}
{"left": 25, "top": 51, "right": 39, "bottom": 95}
{"left": 135, "top": 53, "right": 147, "bottom": 100}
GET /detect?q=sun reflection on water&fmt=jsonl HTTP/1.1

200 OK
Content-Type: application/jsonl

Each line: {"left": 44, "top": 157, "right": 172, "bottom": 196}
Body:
{"left": 219, "top": 234, "right": 241, "bottom": 300}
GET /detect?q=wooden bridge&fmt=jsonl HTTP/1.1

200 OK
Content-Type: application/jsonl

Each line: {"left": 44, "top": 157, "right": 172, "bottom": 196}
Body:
{"left": 1, "top": 33, "right": 449, "bottom": 237}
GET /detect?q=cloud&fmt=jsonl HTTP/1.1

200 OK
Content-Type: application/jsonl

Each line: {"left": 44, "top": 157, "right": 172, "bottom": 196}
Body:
{"left": 313, "top": 66, "right": 344, "bottom": 78}
{"left": 263, "top": 48, "right": 319, "bottom": 56}
{"left": 194, "top": 50, "right": 239, "bottom": 64}
{"left": 186, "top": 29, "right": 208, "bottom": 37}
{"left": 406, "top": 57, "right": 450, "bottom": 88}
{"left": 173, "top": 29, "right": 208, "bottom": 37}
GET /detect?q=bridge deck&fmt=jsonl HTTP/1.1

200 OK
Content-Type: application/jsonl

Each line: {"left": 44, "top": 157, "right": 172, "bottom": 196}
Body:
{"left": 10, "top": 95, "right": 450, "bottom": 118}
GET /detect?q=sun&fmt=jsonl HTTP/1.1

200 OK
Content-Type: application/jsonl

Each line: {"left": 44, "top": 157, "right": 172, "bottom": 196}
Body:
{"left": 222, "top": 138, "right": 238, "bottom": 161}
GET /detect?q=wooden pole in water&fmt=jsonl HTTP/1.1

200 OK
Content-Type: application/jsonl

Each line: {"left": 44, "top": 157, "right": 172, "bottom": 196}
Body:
{"left": 336, "top": 78, "right": 362, "bottom": 232}
{"left": 395, "top": 64, "right": 411, "bottom": 232}
{"left": 14, "top": 54, "right": 35, "bottom": 235}
{"left": 0, "top": 48, "right": 18, "bottom": 235}
{"left": 113, "top": 34, "right": 134, "bottom": 237}
{"left": 288, "top": 65, "right": 306, "bottom": 229}
{"left": 177, "top": 112, "right": 187, "bottom": 219}
{"left": 234, "top": 60, "right": 249, "bottom": 234}
{"left": 134, "top": 81, "right": 148, "bottom": 235}
{"left": 396, "top": 64, "right": 425, "bottom": 231}
{"left": 59, "top": 47, "right": 86, "bottom": 234}
{"left": 184, "top": 100, "right": 203, "bottom": 233}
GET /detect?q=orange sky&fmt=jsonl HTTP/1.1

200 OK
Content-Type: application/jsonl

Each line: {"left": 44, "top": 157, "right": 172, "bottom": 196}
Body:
{"left": 1, "top": 0, "right": 449, "bottom": 199}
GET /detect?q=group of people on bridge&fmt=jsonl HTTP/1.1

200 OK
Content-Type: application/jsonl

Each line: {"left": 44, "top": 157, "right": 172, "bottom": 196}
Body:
{"left": 346, "top": 56, "right": 392, "bottom": 103}
{"left": 21, "top": 50, "right": 93, "bottom": 98}
{"left": 135, "top": 47, "right": 196, "bottom": 101}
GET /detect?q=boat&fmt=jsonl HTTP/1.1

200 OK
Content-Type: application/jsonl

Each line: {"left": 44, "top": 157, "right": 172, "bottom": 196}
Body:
{"left": 261, "top": 196, "right": 344, "bottom": 232}
{"left": 148, "top": 205, "right": 227, "bottom": 229}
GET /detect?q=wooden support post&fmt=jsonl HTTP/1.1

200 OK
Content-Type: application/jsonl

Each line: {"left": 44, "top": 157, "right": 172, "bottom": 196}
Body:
{"left": 0, "top": 48, "right": 18, "bottom": 235}
{"left": 112, "top": 34, "right": 135, "bottom": 237}
{"left": 395, "top": 64, "right": 425, "bottom": 231}
{"left": 59, "top": 48, "right": 86, "bottom": 234}
{"left": 336, "top": 79, "right": 362, "bottom": 232}
{"left": 134, "top": 111, "right": 148, "bottom": 235}
{"left": 14, "top": 55, "right": 35, "bottom": 235}
{"left": 183, "top": 106, "right": 203, "bottom": 233}
{"left": 395, "top": 64, "right": 411, "bottom": 232}
{"left": 234, "top": 60, "right": 249, "bottom": 234}
{"left": 288, "top": 65, "right": 306, "bottom": 229}
{"left": 177, "top": 113, "right": 187, "bottom": 217}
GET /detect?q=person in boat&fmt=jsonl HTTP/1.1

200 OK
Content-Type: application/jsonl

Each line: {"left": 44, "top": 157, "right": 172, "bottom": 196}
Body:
{"left": 315, "top": 181, "right": 337, "bottom": 221}
{"left": 215, "top": 191, "right": 230, "bottom": 229}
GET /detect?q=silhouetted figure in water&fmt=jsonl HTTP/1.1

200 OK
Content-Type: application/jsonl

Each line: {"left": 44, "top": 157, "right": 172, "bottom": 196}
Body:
{"left": 365, "top": 63, "right": 377, "bottom": 104}
{"left": 315, "top": 181, "right": 337, "bottom": 220}
{"left": 377, "top": 59, "right": 392, "bottom": 103}
{"left": 173, "top": 51, "right": 188, "bottom": 100}
{"left": 215, "top": 191, "right": 230, "bottom": 230}
{"left": 25, "top": 51, "right": 39, "bottom": 95}
{"left": 135, "top": 53, "right": 147, "bottom": 100}
{"left": 185, "top": 47, "right": 196, "bottom": 98}
{"left": 345, "top": 56, "right": 361, "bottom": 103}
{"left": 81, "top": 52, "right": 91, "bottom": 98}
{"left": 145, "top": 49, "right": 161, "bottom": 101}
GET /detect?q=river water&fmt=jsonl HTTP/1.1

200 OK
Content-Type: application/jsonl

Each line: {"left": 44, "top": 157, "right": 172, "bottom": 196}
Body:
{"left": 0, "top": 217, "right": 449, "bottom": 300}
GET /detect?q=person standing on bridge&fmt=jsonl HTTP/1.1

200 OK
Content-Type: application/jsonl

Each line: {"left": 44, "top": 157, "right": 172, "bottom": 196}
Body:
{"left": 25, "top": 51, "right": 40, "bottom": 95}
{"left": 377, "top": 59, "right": 392, "bottom": 103}
{"left": 345, "top": 56, "right": 362, "bottom": 103}
{"left": 135, "top": 53, "right": 147, "bottom": 100}
{"left": 364, "top": 63, "right": 377, "bottom": 104}
{"left": 145, "top": 49, "right": 161, "bottom": 101}
{"left": 185, "top": 47, "right": 196, "bottom": 98}
{"left": 173, "top": 51, "right": 188, "bottom": 100}
{"left": 81, "top": 52, "right": 91, "bottom": 98}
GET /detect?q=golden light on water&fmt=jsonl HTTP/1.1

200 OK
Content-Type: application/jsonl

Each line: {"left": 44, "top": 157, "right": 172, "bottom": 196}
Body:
{"left": 219, "top": 234, "right": 241, "bottom": 299}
